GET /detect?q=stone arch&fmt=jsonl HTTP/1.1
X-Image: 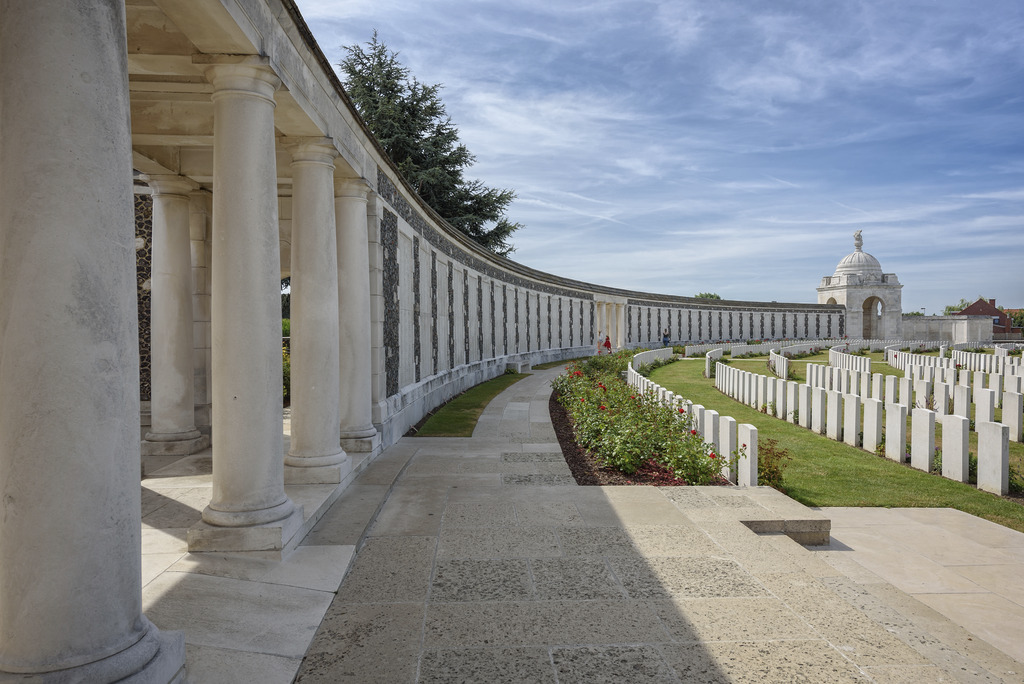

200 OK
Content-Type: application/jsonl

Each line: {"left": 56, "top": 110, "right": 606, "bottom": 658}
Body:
{"left": 862, "top": 296, "right": 884, "bottom": 339}
{"left": 826, "top": 297, "right": 837, "bottom": 305}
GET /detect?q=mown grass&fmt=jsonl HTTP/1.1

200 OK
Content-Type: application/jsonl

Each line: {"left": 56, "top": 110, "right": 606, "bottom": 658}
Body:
{"left": 413, "top": 373, "right": 528, "bottom": 437}
{"left": 651, "top": 359, "right": 1024, "bottom": 533}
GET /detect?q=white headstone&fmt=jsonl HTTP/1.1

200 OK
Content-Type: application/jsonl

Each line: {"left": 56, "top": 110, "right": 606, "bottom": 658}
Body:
{"left": 941, "top": 414, "right": 970, "bottom": 483}
{"left": 826, "top": 390, "right": 843, "bottom": 441}
{"left": 885, "top": 402, "right": 907, "bottom": 462}
{"left": 910, "top": 408, "right": 935, "bottom": 472}
{"left": 737, "top": 423, "right": 758, "bottom": 487}
{"left": 863, "top": 398, "right": 883, "bottom": 454}
{"left": 844, "top": 394, "right": 861, "bottom": 447}
{"left": 977, "top": 421, "right": 1009, "bottom": 495}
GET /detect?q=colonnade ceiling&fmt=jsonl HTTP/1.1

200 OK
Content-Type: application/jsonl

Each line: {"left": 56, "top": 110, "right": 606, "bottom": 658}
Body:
{"left": 126, "top": 0, "right": 364, "bottom": 187}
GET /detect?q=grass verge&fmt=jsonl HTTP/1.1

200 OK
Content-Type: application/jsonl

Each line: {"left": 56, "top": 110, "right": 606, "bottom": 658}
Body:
{"left": 532, "top": 356, "right": 591, "bottom": 370}
{"left": 650, "top": 360, "right": 1024, "bottom": 533}
{"left": 413, "top": 373, "right": 528, "bottom": 437}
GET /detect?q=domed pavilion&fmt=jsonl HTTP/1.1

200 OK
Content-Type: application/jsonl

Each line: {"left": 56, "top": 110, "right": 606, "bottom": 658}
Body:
{"left": 817, "top": 231, "right": 903, "bottom": 339}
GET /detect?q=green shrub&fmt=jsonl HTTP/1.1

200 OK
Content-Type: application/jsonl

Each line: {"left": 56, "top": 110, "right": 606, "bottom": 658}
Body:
{"left": 552, "top": 357, "right": 725, "bottom": 484}
{"left": 282, "top": 318, "right": 291, "bottom": 337}
{"left": 282, "top": 345, "right": 291, "bottom": 401}
{"left": 757, "top": 437, "right": 790, "bottom": 489}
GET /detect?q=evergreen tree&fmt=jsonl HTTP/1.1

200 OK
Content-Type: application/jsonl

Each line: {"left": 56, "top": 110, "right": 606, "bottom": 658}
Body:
{"left": 339, "top": 32, "right": 520, "bottom": 256}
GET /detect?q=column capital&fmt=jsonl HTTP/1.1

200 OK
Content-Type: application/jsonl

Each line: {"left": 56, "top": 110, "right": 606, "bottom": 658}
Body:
{"left": 142, "top": 174, "right": 198, "bottom": 197}
{"left": 195, "top": 55, "right": 281, "bottom": 101}
{"left": 284, "top": 137, "right": 338, "bottom": 167}
{"left": 334, "top": 176, "right": 372, "bottom": 200}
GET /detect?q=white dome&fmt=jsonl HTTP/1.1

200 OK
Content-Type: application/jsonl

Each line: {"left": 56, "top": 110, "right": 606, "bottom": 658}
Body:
{"left": 834, "top": 249, "right": 883, "bottom": 277}
{"left": 833, "top": 230, "right": 883, "bottom": 278}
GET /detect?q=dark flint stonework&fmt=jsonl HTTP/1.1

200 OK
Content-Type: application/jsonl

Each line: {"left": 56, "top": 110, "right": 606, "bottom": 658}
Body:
{"left": 568, "top": 299, "right": 573, "bottom": 347}
{"left": 547, "top": 297, "right": 552, "bottom": 348}
{"left": 502, "top": 285, "right": 508, "bottom": 355}
{"left": 816, "top": 314, "right": 821, "bottom": 338}
{"left": 627, "top": 305, "right": 633, "bottom": 344}
{"left": 688, "top": 310, "right": 692, "bottom": 340}
{"left": 729, "top": 312, "right": 734, "bottom": 340}
{"left": 558, "top": 297, "right": 563, "bottom": 347}
{"left": 382, "top": 209, "right": 399, "bottom": 397}
{"left": 526, "top": 289, "right": 531, "bottom": 351}
{"left": 514, "top": 288, "right": 520, "bottom": 352}
{"left": 447, "top": 262, "right": 455, "bottom": 369}
{"left": 463, "top": 270, "right": 470, "bottom": 361}
{"left": 646, "top": 308, "right": 651, "bottom": 343}
{"left": 490, "top": 280, "right": 495, "bottom": 358}
{"left": 698, "top": 311, "right": 703, "bottom": 340}
{"left": 589, "top": 301, "right": 595, "bottom": 345}
{"left": 782, "top": 312, "right": 787, "bottom": 338}
{"left": 827, "top": 314, "right": 833, "bottom": 337}
{"left": 135, "top": 193, "right": 152, "bottom": 401}
{"left": 770, "top": 312, "right": 776, "bottom": 339}
{"left": 738, "top": 312, "right": 743, "bottom": 339}
{"left": 839, "top": 314, "right": 845, "bottom": 337}
{"left": 413, "top": 236, "right": 421, "bottom": 383}
{"left": 477, "top": 276, "right": 483, "bottom": 359}
{"left": 760, "top": 313, "right": 765, "bottom": 339}
{"left": 718, "top": 311, "right": 723, "bottom": 340}
{"left": 804, "top": 313, "right": 809, "bottom": 339}
{"left": 431, "top": 251, "right": 438, "bottom": 376}
{"left": 536, "top": 294, "right": 541, "bottom": 350}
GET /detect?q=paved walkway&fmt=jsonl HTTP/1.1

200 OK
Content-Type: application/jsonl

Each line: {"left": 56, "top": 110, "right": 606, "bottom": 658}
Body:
{"left": 141, "top": 366, "right": 1024, "bottom": 683}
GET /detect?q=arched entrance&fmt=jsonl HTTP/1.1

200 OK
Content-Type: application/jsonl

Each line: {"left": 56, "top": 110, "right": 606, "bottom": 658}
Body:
{"left": 862, "top": 297, "right": 883, "bottom": 338}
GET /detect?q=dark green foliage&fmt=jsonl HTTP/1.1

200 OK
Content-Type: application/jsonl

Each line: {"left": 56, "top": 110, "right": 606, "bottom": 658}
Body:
{"left": 694, "top": 292, "right": 722, "bottom": 299}
{"left": 339, "top": 32, "right": 520, "bottom": 256}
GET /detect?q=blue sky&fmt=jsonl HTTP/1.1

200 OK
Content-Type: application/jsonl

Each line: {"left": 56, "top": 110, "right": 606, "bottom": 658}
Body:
{"left": 293, "top": 0, "right": 1024, "bottom": 314}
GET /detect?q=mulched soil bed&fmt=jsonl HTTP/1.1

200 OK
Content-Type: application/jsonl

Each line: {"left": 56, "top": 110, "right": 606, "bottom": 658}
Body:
{"left": 550, "top": 390, "right": 694, "bottom": 486}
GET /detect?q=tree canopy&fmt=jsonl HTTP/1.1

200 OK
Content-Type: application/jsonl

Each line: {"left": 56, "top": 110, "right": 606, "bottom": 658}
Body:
{"left": 339, "top": 32, "right": 520, "bottom": 257}
{"left": 694, "top": 292, "right": 722, "bottom": 300}
{"left": 943, "top": 296, "right": 982, "bottom": 315}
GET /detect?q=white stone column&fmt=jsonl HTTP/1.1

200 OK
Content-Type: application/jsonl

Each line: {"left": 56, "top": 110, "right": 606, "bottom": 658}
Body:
{"left": 0, "top": 1, "right": 184, "bottom": 680}
{"left": 199, "top": 59, "right": 298, "bottom": 534}
{"left": 143, "top": 175, "right": 209, "bottom": 455}
{"left": 335, "top": 178, "right": 380, "bottom": 451}
{"left": 284, "top": 140, "right": 350, "bottom": 484}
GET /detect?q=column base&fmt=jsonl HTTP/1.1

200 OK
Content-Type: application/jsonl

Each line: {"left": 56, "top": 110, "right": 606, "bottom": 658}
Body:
{"left": 188, "top": 504, "right": 305, "bottom": 556}
{"left": 2, "top": 619, "right": 186, "bottom": 684}
{"left": 284, "top": 453, "right": 352, "bottom": 484}
{"left": 141, "top": 433, "right": 210, "bottom": 457}
{"left": 341, "top": 430, "right": 380, "bottom": 454}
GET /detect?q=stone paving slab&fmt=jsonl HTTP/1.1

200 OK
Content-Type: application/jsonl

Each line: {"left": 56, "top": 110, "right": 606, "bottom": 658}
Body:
{"left": 145, "top": 365, "right": 1024, "bottom": 682}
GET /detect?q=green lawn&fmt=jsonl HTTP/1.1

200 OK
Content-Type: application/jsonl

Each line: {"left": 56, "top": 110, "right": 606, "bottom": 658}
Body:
{"left": 413, "top": 373, "right": 528, "bottom": 437}
{"left": 650, "top": 359, "right": 1024, "bottom": 533}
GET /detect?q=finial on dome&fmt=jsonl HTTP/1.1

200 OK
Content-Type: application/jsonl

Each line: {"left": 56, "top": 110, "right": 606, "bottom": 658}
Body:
{"left": 853, "top": 230, "right": 863, "bottom": 251}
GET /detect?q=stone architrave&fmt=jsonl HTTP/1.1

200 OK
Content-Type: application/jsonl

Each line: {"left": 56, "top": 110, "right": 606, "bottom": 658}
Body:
{"left": 811, "top": 387, "right": 827, "bottom": 434}
{"left": 975, "top": 388, "right": 996, "bottom": 425}
{"left": 1005, "top": 391, "right": 1023, "bottom": 443}
{"left": 718, "top": 416, "right": 737, "bottom": 483}
{"left": 910, "top": 408, "right": 936, "bottom": 472}
{"left": 195, "top": 59, "right": 301, "bottom": 545}
{"left": 941, "top": 415, "right": 970, "bottom": 483}
{"left": 885, "top": 402, "right": 907, "bottom": 462}
{"left": 844, "top": 395, "right": 861, "bottom": 447}
{"left": 977, "top": 422, "right": 1009, "bottom": 495}
{"left": 335, "top": 179, "right": 380, "bottom": 451}
{"left": 862, "top": 398, "right": 883, "bottom": 454}
{"left": 826, "top": 390, "right": 843, "bottom": 441}
{"left": 284, "top": 140, "right": 350, "bottom": 484}
{"left": 142, "top": 175, "right": 209, "bottom": 456}
{"left": 737, "top": 424, "right": 758, "bottom": 487}
{"left": 798, "top": 384, "right": 812, "bottom": 429}
{"left": 0, "top": 1, "right": 185, "bottom": 680}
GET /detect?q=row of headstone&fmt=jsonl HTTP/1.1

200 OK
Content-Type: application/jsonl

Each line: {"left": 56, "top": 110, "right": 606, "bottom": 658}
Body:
{"left": 714, "top": 362, "right": 1013, "bottom": 495}
{"left": 829, "top": 347, "right": 871, "bottom": 373}
{"left": 627, "top": 359, "right": 757, "bottom": 486}
{"left": 768, "top": 350, "right": 790, "bottom": 379}
{"left": 951, "top": 349, "right": 1023, "bottom": 374}
{"left": 804, "top": 362, "right": 1023, "bottom": 443}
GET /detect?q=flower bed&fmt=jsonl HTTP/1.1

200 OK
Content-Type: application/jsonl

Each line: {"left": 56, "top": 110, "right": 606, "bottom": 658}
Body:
{"left": 552, "top": 350, "right": 728, "bottom": 485}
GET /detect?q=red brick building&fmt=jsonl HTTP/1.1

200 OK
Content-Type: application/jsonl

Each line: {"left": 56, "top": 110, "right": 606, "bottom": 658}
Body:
{"left": 954, "top": 298, "right": 1022, "bottom": 338}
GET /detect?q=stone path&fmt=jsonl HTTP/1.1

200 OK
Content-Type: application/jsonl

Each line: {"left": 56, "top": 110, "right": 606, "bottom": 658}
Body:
{"left": 142, "top": 366, "right": 1024, "bottom": 682}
